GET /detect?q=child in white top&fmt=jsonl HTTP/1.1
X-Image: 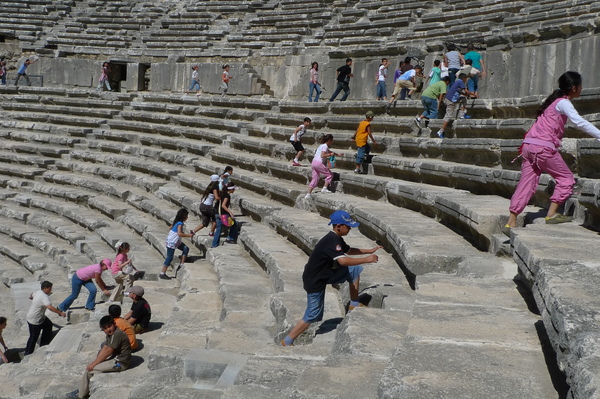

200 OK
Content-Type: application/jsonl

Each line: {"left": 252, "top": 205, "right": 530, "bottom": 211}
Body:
{"left": 290, "top": 117, "right": 312, "bottom": 166}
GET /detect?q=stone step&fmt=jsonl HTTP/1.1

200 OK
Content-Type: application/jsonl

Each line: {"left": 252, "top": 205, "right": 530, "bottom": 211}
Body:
{"left": 510, "top": 222, "right": 600, "bottom": 398}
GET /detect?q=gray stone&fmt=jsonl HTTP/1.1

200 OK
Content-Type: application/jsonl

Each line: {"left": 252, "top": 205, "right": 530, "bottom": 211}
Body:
{"left": 184, "top": 349, "right": 249, "bottom": 390}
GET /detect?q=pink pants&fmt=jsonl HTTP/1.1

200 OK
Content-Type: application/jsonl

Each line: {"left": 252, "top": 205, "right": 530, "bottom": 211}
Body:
{"left": 509, "top": 144, "right": 574, "bottom": 214}
{"left": 309, "top": 159, "right": 333, "bottom": 188}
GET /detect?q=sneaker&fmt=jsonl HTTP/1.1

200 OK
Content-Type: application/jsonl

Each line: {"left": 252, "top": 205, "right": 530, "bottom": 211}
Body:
{"left": 321, "top": 188, "right": 332, "bottom": 193}
{"left": 436, "top": 130, "right": 445, "bottom": 139}
{"left": 501, "top": 224, "right": 511, "bottom": 236}
{"left": 225, "top": 239, "right": 237, "bottom": 244}
{"left": 292, "top": 161, "right": 301, "bottom": 167}
{"left": 304, "top": 193, "right": 311, "bottom": 199}
{"left": 354, "top": 169, "right": 362, "bottom": 174}
{"left": 463, "top": 114, "right": 472, "bottom": 119}
{"left": 208, "top": 232, "right": 215, "bottom": 236}
{"left": 414, "top": 117, "right": 422, "bottom": 128}
{"left": 545, "top": 214, "right": 573, "bottom": 224}
{"left": 348, "top": 303, "right": 368, "bottom": 311}
{"left": 159, "top": 274, "right": 172, "bottom": 280}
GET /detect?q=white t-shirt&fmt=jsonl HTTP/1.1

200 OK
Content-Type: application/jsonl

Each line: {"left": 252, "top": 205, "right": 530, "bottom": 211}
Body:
{"left": 202, "top": 192, "right": 215, "bottom": 206}
{"left": 27, "top": 290, "right": 51, "bottom": 325}
{"left": 192, "top": 70, "right": 199, "bottom": 81}
{"left": 290, "top": 124, "right": 306, "bottom": 141}
{"left": 556, "top": 99, "right": 600, "bottom": 140}
{"left": 378, "top": 65, "right": 387, "bottom": 82}
{"left": 315, "top": 143, "right": 330, "bottom": 164}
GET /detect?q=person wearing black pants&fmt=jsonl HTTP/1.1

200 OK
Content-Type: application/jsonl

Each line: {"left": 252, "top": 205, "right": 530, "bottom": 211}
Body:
{"left": 24, "top": 281, "right": 66, "bottom": 355}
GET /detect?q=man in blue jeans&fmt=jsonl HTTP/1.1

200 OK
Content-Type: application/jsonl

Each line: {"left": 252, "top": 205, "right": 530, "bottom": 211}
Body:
{"left": 329, "top": 58, "right": 354, "bottom": 102}
{"left": 281, "top": 210, "right": 382, "bottom": 346}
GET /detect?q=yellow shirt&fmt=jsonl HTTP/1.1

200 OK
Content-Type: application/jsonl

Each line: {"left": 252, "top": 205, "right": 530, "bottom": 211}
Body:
{"left": 355, "top": 120, "right": 371, "bottom": 147}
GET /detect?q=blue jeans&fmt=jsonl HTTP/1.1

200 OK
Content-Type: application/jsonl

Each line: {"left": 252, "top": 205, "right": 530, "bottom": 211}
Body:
{"left": 467, "top": 77, "right": 476, "bottom": 92}
{"left": 376, "top": 81, "right": 386, "bottom": 99}
{"left": 448, "top": 68, "right": 459, "bottom": 86}
{"left": 188, "top": 80, "right": 200, "bottom": 91}
{"left": 212, "top": 218, "right": 240, "bottom": 248}
{"left": 164, "top": 242, "right": 189, "bottom": 266}
{"left": 302, "top": 265, "right": 364, "bottom": 323}
{"left": 421, "top": 96, "right": 438, "bottom": 119}
{"left": 400, "top": 87, "right": 409, "bottom": 100}
{"left": 59, "top": 274, "right": 97, "bottom": 311}
{"left": 329, "top": 82, "right": 350, "bottom": 101}
{"left": 356, "top": 143, "right": 371, "bottom": 164}
{"left": 309, "top": 82, "right": 321, "bottom": 102}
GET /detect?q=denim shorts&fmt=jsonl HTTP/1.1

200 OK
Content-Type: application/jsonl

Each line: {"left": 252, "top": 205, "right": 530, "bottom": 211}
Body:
{"left": 302, "top": 265, "right": 363, "bottom": 323}
{"left": 356, "top": 143, "right": 371, "bottom": 164}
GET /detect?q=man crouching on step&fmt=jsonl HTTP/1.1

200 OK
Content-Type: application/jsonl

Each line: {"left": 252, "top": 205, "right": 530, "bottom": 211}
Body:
{"left": 281, "top": 210, "right": 382, "bottom": 346}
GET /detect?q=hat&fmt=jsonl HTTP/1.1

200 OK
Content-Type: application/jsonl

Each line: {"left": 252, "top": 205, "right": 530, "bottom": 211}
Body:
{"left": 210, "top": 174, "right": 219, "bottom": 182}
{"left": 328, "top": 210, "right": 360, "bottom": 227}
{"left": 365, "top": 111, "right": 375, "bottom": 118}
{"left": 125, "top": 286, "right": 144, "bottom": 297}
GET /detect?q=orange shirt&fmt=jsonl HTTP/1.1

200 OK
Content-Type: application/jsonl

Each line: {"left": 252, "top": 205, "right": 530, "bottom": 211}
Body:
{"left": 355, "top": 120, "right": 371, "bottom": 147}
{"left": 115, "top": 317, "right": 138, "bottom": 350}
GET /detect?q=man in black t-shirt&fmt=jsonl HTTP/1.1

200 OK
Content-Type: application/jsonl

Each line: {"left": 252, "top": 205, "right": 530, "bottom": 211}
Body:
{"left": 329, "top": 58, "right": 354, "bottom": 102}
{"left": 123, "top": 285, "right": 151, "bottom": 334}
{"left": 281, "top": 210, "right": 382, "bottom": 346}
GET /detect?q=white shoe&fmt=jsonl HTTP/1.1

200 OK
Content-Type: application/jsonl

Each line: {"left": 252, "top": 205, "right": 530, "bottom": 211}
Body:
{"left": 304, "top": 193, "right": 311, "bottom": 199}
{"left": 321, "top": 188, "right": 332, "bottom": 193}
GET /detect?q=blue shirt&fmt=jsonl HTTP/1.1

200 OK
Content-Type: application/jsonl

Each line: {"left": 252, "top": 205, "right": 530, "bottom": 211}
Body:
{"left": 464, "top": 51, "right": 482, "bottom": 70}
{"left": 445, "top": 80, "right": 465, "bottom": 103}
{"left": 399, "top": 69, "right": 416, "bottom": 81}
{"left": 18, "top": 63, "right": 28, "bottom": 74}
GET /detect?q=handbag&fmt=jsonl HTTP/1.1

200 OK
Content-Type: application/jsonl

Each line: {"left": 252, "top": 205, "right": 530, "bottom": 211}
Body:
{"left": 220, "top": 214, "right": 232, "bottom": 226}
{"left": 123, "top": 264, "right": 134, "bottom": 275}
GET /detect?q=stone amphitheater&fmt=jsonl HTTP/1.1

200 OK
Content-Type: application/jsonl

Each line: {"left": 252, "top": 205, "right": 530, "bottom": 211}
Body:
{"left": 1, "top": 0, "right": 600, "bottom": 398}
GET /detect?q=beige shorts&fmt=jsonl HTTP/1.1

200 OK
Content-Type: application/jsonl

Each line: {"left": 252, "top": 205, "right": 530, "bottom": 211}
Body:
{"left": 443, "top": 98, "right": 465, "bottom": 121}
{"left": 392, "top": 79, "right": 415, "bottom": 97}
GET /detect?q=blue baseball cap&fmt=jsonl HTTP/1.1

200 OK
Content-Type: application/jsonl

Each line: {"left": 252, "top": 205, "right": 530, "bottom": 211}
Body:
{"left": 328, "top": 210, "right": 360, "bottom": 227}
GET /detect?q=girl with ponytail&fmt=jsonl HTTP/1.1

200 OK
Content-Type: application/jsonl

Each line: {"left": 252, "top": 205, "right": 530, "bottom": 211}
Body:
{"left": 504, "top": 71, "right": 600, "bottom": 232}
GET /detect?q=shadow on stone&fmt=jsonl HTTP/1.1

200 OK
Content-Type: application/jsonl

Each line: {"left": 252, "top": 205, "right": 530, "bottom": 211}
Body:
{"left": 513, "top": 274, "right": 539, "bottom": 315}
{"left": 5, "top": 348, "right": 23, "bottom": 363}
{"left": 315, "top": 317, "right": 343, "bottom": 335}
{"left": 146, "top": 321, "right": 164, "bottom": 333}
{"left": 534, "top": 320, "right": 570, "bottom": 399}
{"left": 129, "top": 355, "right": 145, "bottom": 369}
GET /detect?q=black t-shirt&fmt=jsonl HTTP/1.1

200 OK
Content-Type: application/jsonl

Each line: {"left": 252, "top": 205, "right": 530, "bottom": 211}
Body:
{"left": 219, "top": 192, "right": 231, "bottom": 214}
{"left": 302, "top": 231, "right": 350, "bottom": 293}
{"left": 130, "top": 298, "right": 151, "bottom": 329}
{"left": 336, "top": 65, "right": 352, "bottom": 83}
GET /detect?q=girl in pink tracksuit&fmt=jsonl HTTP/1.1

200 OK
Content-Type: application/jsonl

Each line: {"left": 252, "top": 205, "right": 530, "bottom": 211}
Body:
{"left": 505, "top": 71, "right": 600, "bottom": 231}
{"left": 305, "top": 134, "right": 342, "bottom": 198}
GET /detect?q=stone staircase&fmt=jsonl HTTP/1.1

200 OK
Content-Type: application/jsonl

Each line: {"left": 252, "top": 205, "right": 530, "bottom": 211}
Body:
{"left": 1, "top": 86, "right": 600, "bottom": 397}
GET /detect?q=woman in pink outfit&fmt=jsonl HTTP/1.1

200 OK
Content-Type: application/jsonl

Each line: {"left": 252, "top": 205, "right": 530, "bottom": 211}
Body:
{"left": 306, "top": 134, "right": 342, "bottom": 198}
{"left": 505, "top": 71, "right": 600, "bottom": 232}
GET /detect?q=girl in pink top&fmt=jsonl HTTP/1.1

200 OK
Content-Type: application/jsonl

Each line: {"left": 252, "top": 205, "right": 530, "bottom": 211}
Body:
{"left": 58, "top": 259, "right": 111, "bottom": 311}
{"left": 505, "top": 71, "right": 600, "bottom": 232}
{"left": 109, "top": 242, "right": 136, "bottom": 302}
{"left": 308, "top": 62, "right": 321, "bottom": 102}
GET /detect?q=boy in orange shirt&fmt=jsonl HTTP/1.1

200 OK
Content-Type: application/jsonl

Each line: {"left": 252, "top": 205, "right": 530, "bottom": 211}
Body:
{"left": 351, "top": 111, "right": 377, "bottom": 174}
{"left": 108, "top": 304, "right": 138, "bottom": 351}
